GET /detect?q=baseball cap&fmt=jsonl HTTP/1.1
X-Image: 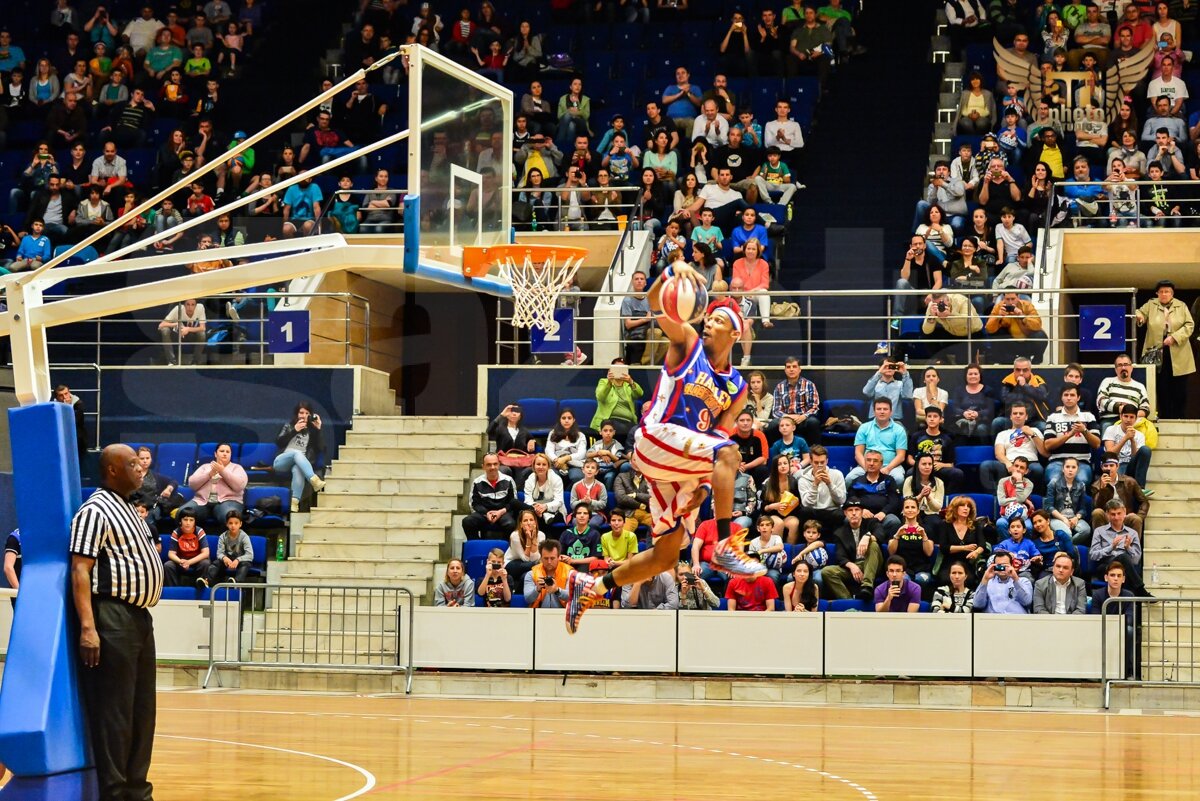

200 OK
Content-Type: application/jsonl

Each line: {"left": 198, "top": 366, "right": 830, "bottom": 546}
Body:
{"left": 843, "top": 498, "right": 864, "bottom": 510}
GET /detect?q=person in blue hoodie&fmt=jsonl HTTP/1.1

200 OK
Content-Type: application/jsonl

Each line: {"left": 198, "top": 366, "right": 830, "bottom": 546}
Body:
{"left": 9, "top": 219, "right": 52, "bottom": 271}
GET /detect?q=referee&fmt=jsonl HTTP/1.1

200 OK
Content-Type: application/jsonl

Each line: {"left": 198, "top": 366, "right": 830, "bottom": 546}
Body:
{"left": 70, "top": 444, "right": 164, "bottom": 801}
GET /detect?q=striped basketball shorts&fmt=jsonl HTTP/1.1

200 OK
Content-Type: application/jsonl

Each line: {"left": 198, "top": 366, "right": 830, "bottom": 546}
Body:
{"left": 632, "top": 422, "right": 734, "bottom": 536}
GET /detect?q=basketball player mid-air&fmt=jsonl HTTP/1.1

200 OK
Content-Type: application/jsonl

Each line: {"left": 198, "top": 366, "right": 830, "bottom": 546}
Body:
{"left": 566, "top": 263, "right": 766, "bottom": 633}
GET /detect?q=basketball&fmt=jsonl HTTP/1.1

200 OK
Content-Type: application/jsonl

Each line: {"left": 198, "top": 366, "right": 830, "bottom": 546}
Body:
{"left": 659, "top": 274, "right": 709, "bottom": 325}
{"left": 804, "top": 547, "right": 830, "bottom": 569}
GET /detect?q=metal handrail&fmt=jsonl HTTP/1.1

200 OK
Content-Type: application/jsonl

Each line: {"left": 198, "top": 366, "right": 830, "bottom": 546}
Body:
{"left": 314, "top": 187, "right": 408, "bottom": 234}
{"left": 495, "top": 286, "right": 1139, "bottom": 366}
{"left": 203, "top": 581, "right": 415, "bottom": 693}
{"left": 48, "top": 362, "right": 101, "bottom": 450}
{"left": 1101, "top": 595, "right": 1200, "bottom": 708}
{"left": 29, "top": 291, "right": 371, "bottom": 368}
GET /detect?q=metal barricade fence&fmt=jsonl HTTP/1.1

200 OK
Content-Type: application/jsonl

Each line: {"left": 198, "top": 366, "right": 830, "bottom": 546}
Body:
{"left": 48, "top": 362, "right": 101, "bottom": 450}
{"left": 1102, "top": 596, "right": 1200, "bottom": 708}
{"left": 203, "top": 582, "right": 415, "bottom": 693}
{"left": 496, "top": 286, "right": 1140, "bottom": 367}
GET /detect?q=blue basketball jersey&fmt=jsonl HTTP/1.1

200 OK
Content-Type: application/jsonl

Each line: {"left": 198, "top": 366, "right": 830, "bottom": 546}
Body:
{"left": 645, "top": 338, "right": 746, "bottom": 434}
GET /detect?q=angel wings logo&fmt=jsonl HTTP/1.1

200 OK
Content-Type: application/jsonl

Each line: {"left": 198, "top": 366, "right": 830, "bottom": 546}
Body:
{"left": 992, "top": 39, "right": 1155, "bottom": 131}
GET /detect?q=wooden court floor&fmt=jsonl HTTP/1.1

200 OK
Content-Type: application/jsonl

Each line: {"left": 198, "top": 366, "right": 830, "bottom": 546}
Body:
{"left": 135, "top": 689, "right": 1200, "bottom": 800}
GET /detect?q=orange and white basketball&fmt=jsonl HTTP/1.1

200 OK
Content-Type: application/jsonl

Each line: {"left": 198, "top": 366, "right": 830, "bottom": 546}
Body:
{"left": 659, "top": 274, "right": 709, "bottom": 325}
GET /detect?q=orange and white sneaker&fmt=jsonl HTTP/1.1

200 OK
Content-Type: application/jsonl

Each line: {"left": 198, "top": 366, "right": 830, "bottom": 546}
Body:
{"left": 710, "top": 531, "right": 768, "bottom": 578}
{"left": 565, "top": 570, "right": 600, "bottom": 635}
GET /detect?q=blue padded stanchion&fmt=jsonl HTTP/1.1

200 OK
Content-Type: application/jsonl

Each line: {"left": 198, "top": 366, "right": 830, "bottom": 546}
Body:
{"left": 0, "top": 403, "right": 90, "bottom": 776}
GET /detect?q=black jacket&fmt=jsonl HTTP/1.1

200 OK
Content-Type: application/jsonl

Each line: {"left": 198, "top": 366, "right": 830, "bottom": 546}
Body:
{"left": 828, "top": 518, "right": 882, "bottom": 569}
{"left": 275, "top": 420, "right": 324, "bottom": 464}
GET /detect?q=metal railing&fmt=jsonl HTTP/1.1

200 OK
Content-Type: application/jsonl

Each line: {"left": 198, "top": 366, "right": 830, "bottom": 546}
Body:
{"left": 36, "top": 291, "right": 371, "bottom": 368}
{"left": 202, "top": 582, "right": 415, "bottom": 692}
{"left": 509, "top": 184, "right": 641, "bottom": 232}
{"left": 496, "top": 286, "right": 1140, "bottom": 367}
{"left": 49, "top": 362, "right": 101, "bottom": 451}
{"left": 1102, "top": 596, "right": 1200, "bottom": 708}
{"left": 314, "top": 187, "right": 407, "bottom": 234}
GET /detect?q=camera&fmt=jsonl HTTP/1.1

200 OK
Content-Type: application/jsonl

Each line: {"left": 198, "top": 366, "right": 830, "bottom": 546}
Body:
{"left": 1004, "top": 303, "right": 1017, "bottom": 313}
{"left": 937, "top": 301, "right": 947, "bottom": 312}
{"left": 490, "top": 562, "right": 501, "bottom": 570}
{"left": 683, "top": 572, "right": 696, "bottom": 583}
{"left": 543, "top": 575, "right": 556, "bottom": 587}
{"left": 994, "top": 563, "right": 1007, "bottom": 573}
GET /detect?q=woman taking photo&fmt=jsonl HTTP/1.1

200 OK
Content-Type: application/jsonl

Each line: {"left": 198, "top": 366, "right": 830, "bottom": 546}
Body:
{"left": 889, "top": 497, "right": 936, "bottom": 598}
{"left": 759, "top": 454, "right": 801, "bottom": 543}
{"left": 273, "top": 401, "right": 327, "bottom": 513}
{"left": 488, "top": 402, "right": 535, "bottom": 481}
{"left": 523, "top": 453, "right": 565, "bottom": 529}
{"left": 671, "top": 172, "right": 704, "bottom": 233}
{"left": 945, "top": 236, "right": 988, "bottom": 314}
{"left": 477, "top": 548, "right": 513, "bottom": 606}
{"left": 782, "top": 561, "right": 819, "bottom": 612}
{"left": 504, "top": 509, "right": 544, "bottom": 590}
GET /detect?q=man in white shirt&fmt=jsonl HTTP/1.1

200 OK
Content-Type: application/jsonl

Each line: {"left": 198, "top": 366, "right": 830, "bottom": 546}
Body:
{"left": 1147, "top": 56, "right": 1188, "bottom": 117}
{"left": 698, "top": 167, "right": 748, "bottom": 231}
{"left": 763, "top": 99, "right": 805, "bottom": 171}
{"left": 1102, "top": 404, "right": 1152, "bottom": 489}
{"left": 691, "top": 99, "right": 729, "bottom": 148}
{"left": 123, "top": 5, "right": 164, "bottom": 58}
{"left": 158, "top": 298, "right": 207, "bottom": 366}
{"left": 981, "top": 401, "right": 1046, "bottom": 491}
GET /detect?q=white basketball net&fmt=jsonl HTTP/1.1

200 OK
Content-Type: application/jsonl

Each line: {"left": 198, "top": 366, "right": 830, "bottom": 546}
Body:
{"left": 500, "top": 253, "right": 584, "bottom": 336}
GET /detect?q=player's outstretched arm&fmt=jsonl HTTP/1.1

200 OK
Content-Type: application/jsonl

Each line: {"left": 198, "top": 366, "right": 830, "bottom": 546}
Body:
{"left": 648, "top": 263, "right": 702, "bottom": 365}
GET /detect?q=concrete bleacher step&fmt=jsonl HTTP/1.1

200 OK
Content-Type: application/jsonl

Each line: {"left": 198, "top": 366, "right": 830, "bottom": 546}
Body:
{"left": 294, "top": 541, "right": 441, "bottom": 561}
{"left": 1131, "top": 478, "right": 1200, "bottom": 502}
{"left": 337, "top": 445, "right": 480, "bottom": 462}
{"left": 322, "top": 476, "right": 467, "bottom": 496}
{"left": 278, "top": 573, "right": 430, "bottom": 598}
{"left": 343, "top": 431, "right": 485, "bottom": 449}
{"left": 283, "top": 558, "right": 436, "bottom": 580}
{"left": 300, "top": 524, "right": 448, "bottom": 545}
{"left": 1157, "top": 420, "right": 1200, "bottom": 435}
{"left": 1147, "top": 449, "right": 1200, "bottom": 467}
{"left": 271, "top": 591, "right": 415, "bottom": 614}
{"left": 306, "top": 508, "right": 454, "bottom": 527}
{"left": 1144, "top": 512, "right": 1200, "bottom": 533}
{"left": 351, "top": 415, "right": 488, "bottom": 434}
{"left": 257, "top": 631, "right": 399, "bottom": 654}
{"left": 315, "top": 492, "right": 460, "bottom": 512}
{"left": 328, "top": 460, "right": 472, "bottom": 478}
{"left": 262, "top": 610, "right": 398, "bottom": 631}
{"left": 249, "top": 646, "right": 399, "bottom": 666}
{"left": 1146, "top": 566, "right": 1200, "bottom": 586}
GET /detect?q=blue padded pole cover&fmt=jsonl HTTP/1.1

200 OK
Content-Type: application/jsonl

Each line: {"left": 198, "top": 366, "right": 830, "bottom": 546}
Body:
{"left": 0, "top": 403, "right": 89, "bottom": 776}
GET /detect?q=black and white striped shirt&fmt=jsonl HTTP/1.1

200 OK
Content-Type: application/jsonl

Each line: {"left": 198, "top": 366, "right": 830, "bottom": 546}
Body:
{"left": 69, "top": 488, "right": 164, "bottom": 608}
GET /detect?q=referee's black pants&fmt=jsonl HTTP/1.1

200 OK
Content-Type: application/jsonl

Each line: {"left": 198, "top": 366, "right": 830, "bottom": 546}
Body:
{"left": 81, "top": 596, "right": 157, "bottom": 801}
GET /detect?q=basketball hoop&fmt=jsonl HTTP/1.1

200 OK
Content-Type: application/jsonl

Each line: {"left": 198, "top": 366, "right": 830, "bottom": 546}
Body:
{"left": 462, "top": 245, "right": 588, "bottom": 335}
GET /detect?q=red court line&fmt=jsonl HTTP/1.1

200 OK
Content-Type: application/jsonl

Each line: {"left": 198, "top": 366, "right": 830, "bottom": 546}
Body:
{"left": 370, "top": 739, "right": 552, "bottom": 792}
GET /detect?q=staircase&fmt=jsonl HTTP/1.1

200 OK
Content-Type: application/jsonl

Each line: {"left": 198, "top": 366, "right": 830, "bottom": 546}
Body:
{"left": 251, "top": 413, "right": 487, "bottom": 665}
{"left": 1136, "top": 419, "right": 1200, "bottom": 681}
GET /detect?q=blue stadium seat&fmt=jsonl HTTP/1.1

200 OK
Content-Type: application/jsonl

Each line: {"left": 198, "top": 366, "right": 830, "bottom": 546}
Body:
{"left": 918, "top": 601, "right": 932, "bottom": 613}
{"left": 51, "top": 244, "right": 98, "bottom": 266}
{"left": 615, "top": 51, "right": 647, "bottom": 81}
{"left": 827, "top": 599, "right": 867, "bottom": 612}
{"left": 247, "top": 535, "right": 269, "bottom": 576}
{"left": 825, "top": 445, "right": 855, "bottom": 475}
{"left": 240, "top": 442, "right": 278, "bottom": 477}
{"left": 949, "top": 492, "right": 997, "bottom": 519}
{"left": 197, "top": 442, "right": 220, "bottom": 463}
{"left": 820, "top": 398, "right": 867, "bottom": 444}
{"left": 561, "top": 398, "right": 598, "bottom": 429}
{"left": 155, "top": 442, "right": 198, "bottom": 485}
{"left": 1077, "top": 545, "right": 1091, "bottom": 577}
{"left": 955, "top": 445, "right": 993, "bottom": 466}
{"left": 244, "top": 486, "right": 290, "bottom": 528}
{"left": 463, "top": 539, "right": 508, "bottom": 583}
{"left": 611, "top": 24, "right": 644, "bottom": 52}
{"left": 578, "top": 23, "right": 612, "bottom": 51}
{"left": 508, "top": 593, "right": 527, "bottom": 608}
{"left": 517, "top": 397, "right": 558, "bottom": 435}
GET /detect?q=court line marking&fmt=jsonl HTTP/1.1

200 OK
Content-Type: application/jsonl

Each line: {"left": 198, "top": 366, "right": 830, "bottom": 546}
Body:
{"left": 158, "top": 705, "right": 1200, "bottom": 739}
{"left": 158, "top": 734, "right": 376, "bottom": 801}
{"left": 367, "top": 739, "right": 551, "bottom": 793}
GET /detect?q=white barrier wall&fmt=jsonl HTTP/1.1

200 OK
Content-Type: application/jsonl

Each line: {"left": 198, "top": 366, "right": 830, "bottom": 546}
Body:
{"left": 535, "top": 608, "right": 676, "bottom": 672}
{"left": 677, "top": 611, "right": 823, "bottom": 675}
{"left": 411, "top": 606, "right": 534, "bottom": 670}
{"left": 974, "top": 615, "right": 1124, "bottom": 679}
{"left": 825, "top": 614, "right": 973, "bottom": 678}
{"left": 153, "top": 600, "right": 240, "bottom": 662}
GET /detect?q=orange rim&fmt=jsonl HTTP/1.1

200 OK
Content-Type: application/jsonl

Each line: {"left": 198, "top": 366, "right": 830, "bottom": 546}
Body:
{"left": 461, "top": 244, "right": 589, "bottom": 277}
